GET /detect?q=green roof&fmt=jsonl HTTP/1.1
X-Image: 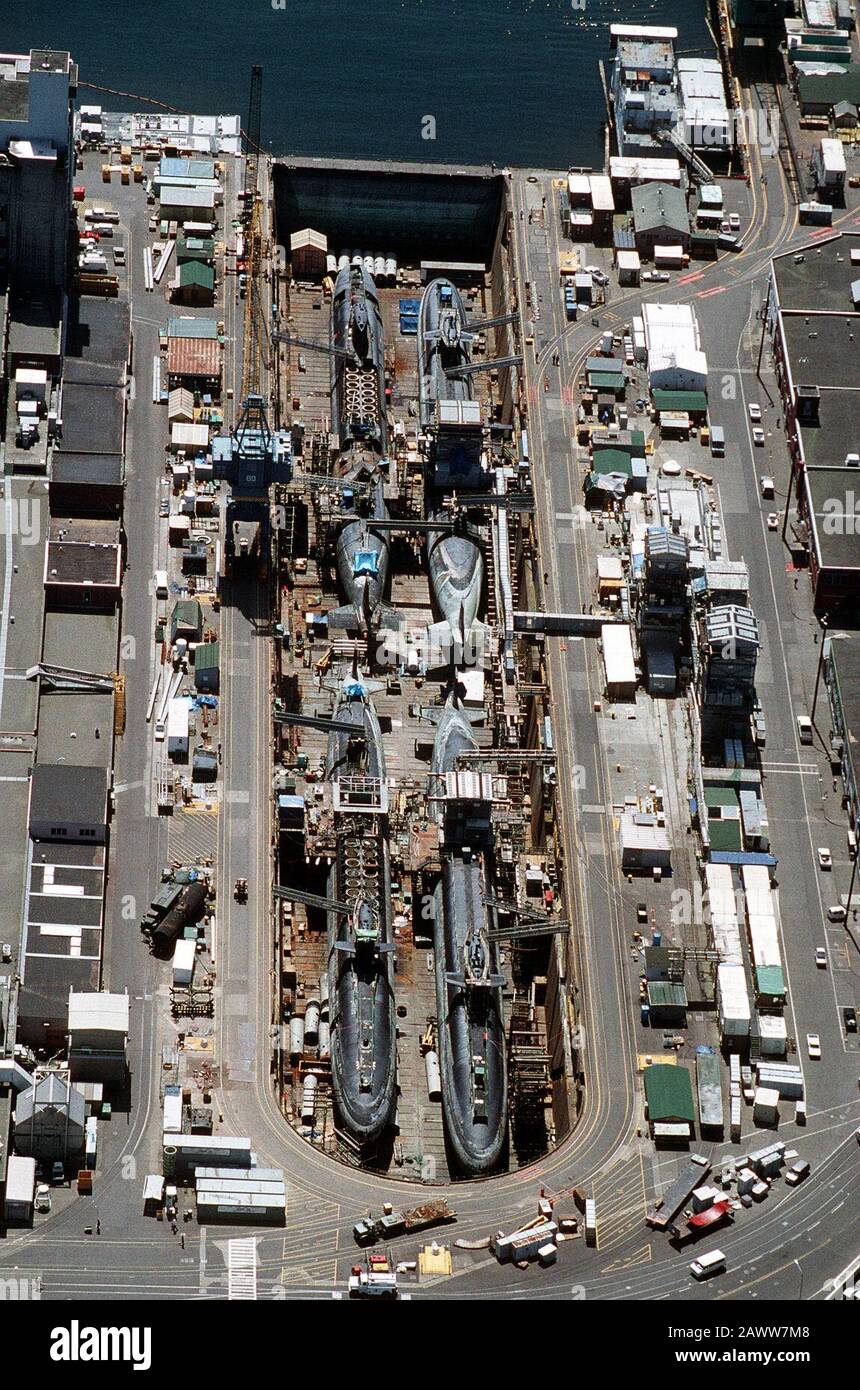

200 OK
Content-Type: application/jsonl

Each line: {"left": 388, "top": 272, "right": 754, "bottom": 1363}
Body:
{"left": 179, "top": 261, "right": 215, "bottom": 290}
{"left": 643, "top": 1064, "right": 695, "bottom": 1124}
{"left": 193, "top": 640, "right": 220, "bottom": 671}
{"left": 705, "top": 785, "right": 737, "bottom": 809}
{"left": 171, "top": 599, "right": 203, "bottom": 641}
{"left": 178, "top": 236, "right": 215, "bottom": 264}
{"left": 592, "top": 447, "right": 632, "bottom": 477}
{"left": 708, "top": 817, "right": 742, "bottom": 853}
{"left": 647, "top": 982, "right": 688, "bottom": 1009}
{"left": 588, "top": 370, "right": 625, "bottom": 392}
{"left": 652, "top": 389, "right": 708, "bottom": 414}
{"left": 797, "top": 67, "right": 860, "bottom": 110}
{"left": 755, "top": 965, "right": 786, "bottom": 999}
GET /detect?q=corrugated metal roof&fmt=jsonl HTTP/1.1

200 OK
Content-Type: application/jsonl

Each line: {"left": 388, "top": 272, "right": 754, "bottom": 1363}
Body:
{"left": 179, "top": 261, "right": 215, "bottom": 289}
{"left": 644, "top": 1064, "right": 695, "bottom": 1124}
{"left": 168, "top": 335, "right": 222, "bottom": 379}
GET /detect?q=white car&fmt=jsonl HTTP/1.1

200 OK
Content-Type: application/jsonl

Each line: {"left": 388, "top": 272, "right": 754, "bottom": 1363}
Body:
{"left": 760, "top": 475, "right": 775, "bottom": 498}
{"left": 729, "top": 213, "right": 741, "bottom": 231}
{"left": 767, "top": 512, "right": 779, "bottom": 530}
{"left": 806, "top": 1033, "right": 822, "bottom": 1060}
{"left": 586, "top": 265, "right": 609, "bottom": 286}
{"left": 748, "top": 403, "right": 762, "bottom": 423}
{"left": 752, "top": 426, "right": 765, "bottom": 446}
{"left": 818, "top": 847, "right": 832, "bottom": 870}
{"left": 815, "top": 947, "right": 827, "bottom": 968}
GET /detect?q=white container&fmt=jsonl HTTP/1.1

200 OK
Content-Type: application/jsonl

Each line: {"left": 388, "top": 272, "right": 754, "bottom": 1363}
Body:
{"left": 301, "top": 1074, "right": 317, "bottom": 1123}
{"left": 288, "top": 1015, "right": 305, "bottom": 1060}
{"left": 304, "top": 998, "right": 320, "bottom": 1046}
{"left": 424, "top": 1048, "right": 442, "bottom": 1100}
{"left": 172, "top": 937, "right": 196, "bottom": 986}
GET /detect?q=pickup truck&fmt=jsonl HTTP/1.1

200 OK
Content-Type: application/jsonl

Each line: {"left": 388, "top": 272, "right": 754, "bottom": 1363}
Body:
{"left": 353, "top": 1198, "right": 456, "bottom": 1245}
{"left": 348, "top": 1251, "right": 398, "bottom": 1299}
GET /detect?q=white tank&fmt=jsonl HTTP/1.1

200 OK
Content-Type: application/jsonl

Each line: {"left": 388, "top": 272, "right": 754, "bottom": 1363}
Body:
{"left": 337, "top": 252, "right": 349, "bottom": 272}
{"left": 288, "top": 1015, "right": 305, "bottom": 1060}
{"left": 363, "top": 253, "right": 375, "bottom": 279}
{"left": 326, "top": 252, "right": 337, "bottom": 276}
{"left": 374, "top": 255, "right": 386, "bottom": 282}
{"left": 351, "top": 250, "right": 362, "bottom": 266}
{"left": 318, "top": 972, "right": 329, "bottom": 1017}
{"left": 424, "top": 1049, "right": 442, "bottom": 1101}
{"left": 304, "top": 998, "right": 320, "bottom": 1046}
{"left": 384, "top": 255, "right": 397, "bottom": 284}
{"left": 317, "top": 1019, "right": 331, "bottom": 1059}
{"left": 301, "top": 1073, "right": 317, "bottom": 1122}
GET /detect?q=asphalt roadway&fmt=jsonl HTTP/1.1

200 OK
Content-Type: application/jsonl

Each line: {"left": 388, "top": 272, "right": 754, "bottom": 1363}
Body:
{"left": 1, "top": 84, "right": 859, "bottom": 1302}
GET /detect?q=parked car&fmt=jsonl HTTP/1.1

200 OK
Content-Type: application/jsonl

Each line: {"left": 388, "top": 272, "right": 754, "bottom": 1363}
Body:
{"left": 818, "top": 847, "right": 833, "bottom": 870}
{"left": 760, "top": 475, "right": 775, "bottom": 498}
{"left": 797, "top": 714, "right": 813, "bottom": 744}
{"left": 844, "top": 1006, "right": 858, "bottom": 1034}
{"left": 815, "top": 947, "right": 828, "bottom": 968}
{"left": 767, "top": 512, "right": 779, "bottom": 530}
{"left": 586, "top": 265, "right": 609, "bottom": 286}
{"left": 806, "top": 1033, "right": 822, "bottom": 1060}
{"left": 785, "top": 1158, "right": 810, "bottom": 1186}
{"left": 752, "top": 426, "right": 765, "bottom": 446}
{"left": 748, "top": 403, "right": 762, "bottom": 423}
{"left": 729, "top": 213, "right": 741, "bottom": 231}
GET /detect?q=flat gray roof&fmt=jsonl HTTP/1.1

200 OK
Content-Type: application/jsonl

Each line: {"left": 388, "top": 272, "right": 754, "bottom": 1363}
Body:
{"left": 60, "top": 378, "right": 125, "bottom": 454}
{"left": 782, "top": 313, "right": 860, "bottom": 390}
{"left": 799, "top": 388, "right": 860, "bottom": 469}
{"left": 805, "top": 468, "right": 860, "bottom": 572}
{"left": 773, "top": 234, "right": 860, "bottom": 314}
{"left": 64, "top": 297, "right": 131, "bottom": 377}
{"left": 29, "top": 763, "right": 107, "bottom": 828}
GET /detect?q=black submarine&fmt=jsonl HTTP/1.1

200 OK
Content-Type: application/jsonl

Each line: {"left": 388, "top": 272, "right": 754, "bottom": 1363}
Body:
{"left": 325, "top": 674, "right": 397, "bottom": 1145}
{"left": 430, "top": 691, "right": 507, "bottom": 1173}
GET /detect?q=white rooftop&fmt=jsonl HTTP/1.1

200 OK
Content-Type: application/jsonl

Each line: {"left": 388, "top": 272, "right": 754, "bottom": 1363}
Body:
{"left": 68, "top": 990, "right": 129, "bottom": 1035}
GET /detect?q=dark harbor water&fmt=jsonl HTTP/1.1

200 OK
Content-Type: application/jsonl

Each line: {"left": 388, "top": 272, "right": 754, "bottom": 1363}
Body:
{"left": 2, "top": 0, "right": 713, "bottom": 169}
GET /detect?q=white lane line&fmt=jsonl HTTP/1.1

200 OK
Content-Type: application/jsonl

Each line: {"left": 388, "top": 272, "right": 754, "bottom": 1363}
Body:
{"left": 0, "top": 488, "right": 14, "bottom": 732}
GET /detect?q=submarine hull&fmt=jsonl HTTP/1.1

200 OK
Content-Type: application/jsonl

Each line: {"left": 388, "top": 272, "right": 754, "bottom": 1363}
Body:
{"left": 326, "top": 690, "right": 397, "bottom": 1145}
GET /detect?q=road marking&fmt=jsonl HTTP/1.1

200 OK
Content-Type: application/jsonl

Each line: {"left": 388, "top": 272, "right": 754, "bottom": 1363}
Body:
{"left": 0, "top": 488, "right": 15, "bottom": 733}
{"left": 227, "top": 1235, "right": 258, "bottom": 1299}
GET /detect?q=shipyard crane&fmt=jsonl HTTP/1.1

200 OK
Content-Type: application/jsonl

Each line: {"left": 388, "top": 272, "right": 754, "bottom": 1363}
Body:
{"left": 445, "top": 353, "right": 524, "bottom": 379}
{"left": 272, "top": 884, "right": 395, "bottom": 952}
{"left": 270, "top": 329, "right": 358, "bottom": 367}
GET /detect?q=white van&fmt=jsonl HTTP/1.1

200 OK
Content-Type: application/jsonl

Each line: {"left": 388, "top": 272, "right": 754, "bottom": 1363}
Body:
{"left": 154, "top": 569, "right": 168, "bottom": 599}
{"left": 797, "top": 714, "right": 813, "bottom": 744}
{"left": 827, "top": 904, "right": 847, "bottom": 922}
{"left": 690, "top": 1249, "right": 726, "bottom": 1280}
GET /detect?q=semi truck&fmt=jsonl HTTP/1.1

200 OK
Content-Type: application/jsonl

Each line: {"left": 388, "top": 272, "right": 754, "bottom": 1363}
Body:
{"left": 352, "top": 1199, "right": 455, "bottom": 1245}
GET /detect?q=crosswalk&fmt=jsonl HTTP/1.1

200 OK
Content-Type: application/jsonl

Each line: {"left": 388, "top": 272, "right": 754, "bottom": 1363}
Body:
{"left": 227, "top": 1236, "right": 258, "bottom": 1300}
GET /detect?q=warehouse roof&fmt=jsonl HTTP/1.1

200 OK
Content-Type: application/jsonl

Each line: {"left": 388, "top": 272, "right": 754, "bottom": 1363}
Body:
{"left": 652, "top": 388, "right": 708, "bottom": 413}
{"left": 804, "top": 468, "right": 860, "bottom": 573}
{"left": 632, "top": 182, "right": 690, "bottom": 235}
{"left": 643, "top": 1064, "right": 696, "bottom": 1124}
{"left": 179, "top": 261, "right": 215, "bottom": 290}
{"left": 51, "top": 452, "right": 124, "bottom": 488}
{"left": 168, "top": 316, "right": 218, "bottom": 340}
{"left": 798, "top": 68, "right": 860, "bottom": 111}
{"left": 168, "top": 335, "right": 221, "bottom": 380}
{"left": 29, "top": 764, "right": 108, "bottom": 830}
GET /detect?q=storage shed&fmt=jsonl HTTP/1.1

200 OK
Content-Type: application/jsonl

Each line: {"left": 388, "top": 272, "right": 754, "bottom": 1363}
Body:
{"left": 643, "top": 1064, "right": 695, "bottom": 1141}
{"left": 193, "top": 639, "right": 220, "bottom": 693}
{"left": 290, "top": 227, "right": 327, "bottom": 279}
